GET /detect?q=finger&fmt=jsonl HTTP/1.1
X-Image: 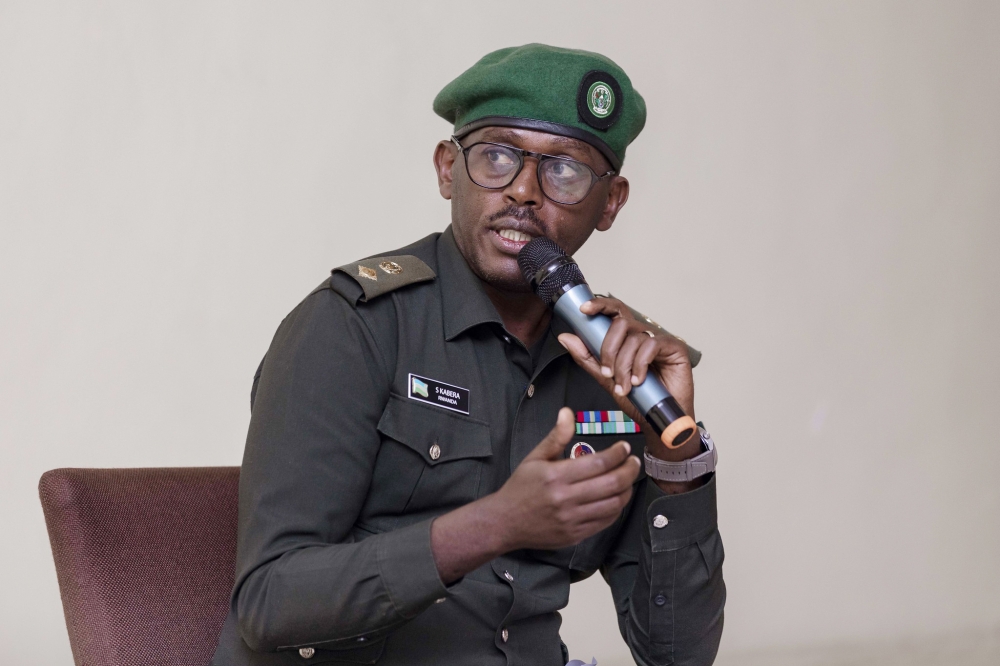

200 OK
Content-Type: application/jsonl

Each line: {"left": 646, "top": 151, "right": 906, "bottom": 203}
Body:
{"left": 568, "top": 455, "right": 642, "bottom": 504}
{"left": 576, "top": 514, "right": 625, "bottom": 538}
{"left": 599, "top": 317, "right": 630, "bottom": 380}
{"left": 613, "top": 333, "right": 643, "bottom": 397}
{"left": 580, "top": 297, "right": 631, "bottom": 319}
{"left": 523, "top": 407, "right": 575, "bottom": 462}
{"left": 630, "top": 337, "right": 659, "bottom": 386}
{"left": 560, "top": 440, "right": 632, "bottom": 483}
{"left": 557, "top": 333, "right": 605, "bottom": 382}
{"left": 572, "top": 485, "right": 635, "bottom": 524}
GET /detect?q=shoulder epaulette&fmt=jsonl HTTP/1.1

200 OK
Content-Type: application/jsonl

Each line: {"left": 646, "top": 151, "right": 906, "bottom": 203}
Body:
{"left": 332, "top": 254, "right": 436, "bottom": 303}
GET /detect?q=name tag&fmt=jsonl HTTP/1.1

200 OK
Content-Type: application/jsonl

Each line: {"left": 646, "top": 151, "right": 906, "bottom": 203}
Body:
{"left": 408, "top": 373, "right": 470, "bottom": 414}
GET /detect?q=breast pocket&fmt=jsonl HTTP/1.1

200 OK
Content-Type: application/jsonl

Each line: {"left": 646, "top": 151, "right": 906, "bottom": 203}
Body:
{"left": 376, "top": 393, "right": 492, "bottom": 514}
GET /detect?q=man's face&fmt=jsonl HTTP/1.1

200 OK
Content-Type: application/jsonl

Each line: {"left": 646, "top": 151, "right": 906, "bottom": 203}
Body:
{"left": 434, "top": 127, "right": 629, "bottom": 293}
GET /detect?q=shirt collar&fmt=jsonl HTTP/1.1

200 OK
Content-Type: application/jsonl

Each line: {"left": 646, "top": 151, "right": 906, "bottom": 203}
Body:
{"left": 437, "top": 227, "right": 570, "bottom": 370}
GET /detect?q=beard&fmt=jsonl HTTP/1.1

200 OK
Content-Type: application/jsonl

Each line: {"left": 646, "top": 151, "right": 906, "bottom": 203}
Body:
{"left": 452, "top": 204, "right": 544, "bottom": 294}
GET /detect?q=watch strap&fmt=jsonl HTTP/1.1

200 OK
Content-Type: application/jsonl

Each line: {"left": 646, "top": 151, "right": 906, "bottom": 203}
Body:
{"left": 643, "top": 427, "right": 717, "bottom": 482}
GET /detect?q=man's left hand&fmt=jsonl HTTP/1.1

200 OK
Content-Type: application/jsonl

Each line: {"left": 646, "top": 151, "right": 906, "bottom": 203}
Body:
{"left": 557, "top": 296, "right": 696, "bottom": 459}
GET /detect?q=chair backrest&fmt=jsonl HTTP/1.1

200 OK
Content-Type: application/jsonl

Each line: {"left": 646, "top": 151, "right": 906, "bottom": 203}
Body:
{"left": 39, "top": 467, "right": 240, "bottom": 666}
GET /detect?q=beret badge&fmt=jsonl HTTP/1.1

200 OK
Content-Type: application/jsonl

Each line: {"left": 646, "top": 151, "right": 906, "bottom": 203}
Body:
{"left": 577, "top": 70, "right": 623, "bottom": 131}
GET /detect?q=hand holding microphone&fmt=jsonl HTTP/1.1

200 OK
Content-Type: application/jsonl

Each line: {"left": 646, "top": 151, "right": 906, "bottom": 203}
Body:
{"left": 518, "top": 238, "right": 698, "bottom": 450}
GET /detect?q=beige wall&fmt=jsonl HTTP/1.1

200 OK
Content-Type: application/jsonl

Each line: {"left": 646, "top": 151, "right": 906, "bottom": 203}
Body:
{"left": 2, "top": 2, "right": 998, "bottom": 664}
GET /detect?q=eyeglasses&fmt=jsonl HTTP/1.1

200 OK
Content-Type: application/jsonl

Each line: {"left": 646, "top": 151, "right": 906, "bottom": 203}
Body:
{"left": 451, "top": 136, "right": 616, "bottom": 205}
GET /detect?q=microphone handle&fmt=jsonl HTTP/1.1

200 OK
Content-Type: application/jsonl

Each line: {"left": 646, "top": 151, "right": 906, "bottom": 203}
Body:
{"left": 553, "top": 284, "right": 697, "bottom": 448}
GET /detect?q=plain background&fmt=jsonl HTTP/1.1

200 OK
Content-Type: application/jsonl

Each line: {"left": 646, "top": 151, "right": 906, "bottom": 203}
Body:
{"left": 2, "top": 1, "right": 998, "bottom": 664}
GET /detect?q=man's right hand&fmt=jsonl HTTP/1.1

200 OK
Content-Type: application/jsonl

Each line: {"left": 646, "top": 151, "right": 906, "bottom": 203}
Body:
{"left": 430, "top": 407, "right": 640, "bottom": 583}
{"left": 492, "top": 407, "right": 641, "bottom": 551}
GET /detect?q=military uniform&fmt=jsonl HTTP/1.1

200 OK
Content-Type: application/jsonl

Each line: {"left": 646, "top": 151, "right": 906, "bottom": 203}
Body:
{"left": 213, "top": 43, "right": 725, "bottom": 666}
{"left": 211, "top": 229, "right": 724, "bottom": 666}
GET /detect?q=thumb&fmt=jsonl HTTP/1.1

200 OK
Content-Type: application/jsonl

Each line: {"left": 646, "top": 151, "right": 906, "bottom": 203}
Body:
{"left": 524, "top": 407, "right": 576, "bottom": 462}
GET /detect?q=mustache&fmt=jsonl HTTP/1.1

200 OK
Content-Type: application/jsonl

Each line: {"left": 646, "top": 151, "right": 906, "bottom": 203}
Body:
{"left": 487, "top": 205, "right": 543, "bottom": 227}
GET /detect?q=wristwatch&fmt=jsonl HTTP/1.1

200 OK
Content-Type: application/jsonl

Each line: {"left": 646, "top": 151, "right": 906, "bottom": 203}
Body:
{"left": 643, "top": 425, "right": 717, "bottom": 482}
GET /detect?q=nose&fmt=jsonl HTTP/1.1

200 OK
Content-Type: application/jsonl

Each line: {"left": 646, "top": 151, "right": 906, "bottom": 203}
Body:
{"left": 502, "top": 157, "right": 543, "bottom": 208}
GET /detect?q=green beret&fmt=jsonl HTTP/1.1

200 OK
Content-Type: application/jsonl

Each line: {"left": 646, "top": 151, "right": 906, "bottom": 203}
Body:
{"left": 433, "top": 44, "right": 646, "bottom": 171}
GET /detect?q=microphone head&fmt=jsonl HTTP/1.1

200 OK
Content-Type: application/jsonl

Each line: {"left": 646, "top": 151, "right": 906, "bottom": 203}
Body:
{"left": 517, "top": 237, "right": 587, "bottom": 304}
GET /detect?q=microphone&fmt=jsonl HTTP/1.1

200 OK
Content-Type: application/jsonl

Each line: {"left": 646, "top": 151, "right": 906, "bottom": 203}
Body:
{"left": 518, "top": 237, "right": 697, "bottom": 448}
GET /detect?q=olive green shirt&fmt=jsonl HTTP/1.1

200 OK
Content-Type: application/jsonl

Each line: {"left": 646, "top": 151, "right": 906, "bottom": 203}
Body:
{"left": 211, "top": 227, "right": 725, "bottom": 666}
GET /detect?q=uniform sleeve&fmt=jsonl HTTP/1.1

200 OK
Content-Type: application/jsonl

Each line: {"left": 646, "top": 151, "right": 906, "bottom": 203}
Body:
{"left": 233, "top": 288, "right": 449, "bottom": 652}
{"left": 600, "top": 475, "right": 726, "bottom": 666}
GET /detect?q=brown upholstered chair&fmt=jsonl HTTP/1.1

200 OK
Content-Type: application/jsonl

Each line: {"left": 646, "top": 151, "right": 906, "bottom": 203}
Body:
{"left": 39, "top": 467, "right": 240, "bottom": 666}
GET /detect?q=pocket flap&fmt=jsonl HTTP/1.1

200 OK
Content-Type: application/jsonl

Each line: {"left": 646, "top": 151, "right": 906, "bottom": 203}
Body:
{"left": 377, "top": 393, "right": 492, "bottom": 465}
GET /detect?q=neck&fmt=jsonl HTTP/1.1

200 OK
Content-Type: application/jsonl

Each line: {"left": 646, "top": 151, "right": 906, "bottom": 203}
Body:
{"left": 482, "top": 281, "right": 551, "bottom": 348}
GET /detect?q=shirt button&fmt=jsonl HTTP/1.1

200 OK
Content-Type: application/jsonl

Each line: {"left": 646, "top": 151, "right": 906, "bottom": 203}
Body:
{"left": 654, "top": 594, "right": 667, "bottom": 606}
{"left": 357, "top": 637, "right": 366, "bottom": 642}
{"left": 504, "top": 570, "right": 514, "bottom": 582}
{"left": 652, "top": 514, "right": 669, "bottom": 529}
{"left": 429, "top": 443, "right": 441, "bottom": 460}
{"left": 501, "top": 628, "right": 509, "bottom": 643}
{"left": 526, "top": 384, "right": 535, "bottom": 398}
{"left": 503, "top": 335, "right": 511, "bottom": 343}
{"left": 435, "top": 597, "right": 446, "bottom": 604}
{"left": 299, "top": 647, "right": 315, "bottom": 659}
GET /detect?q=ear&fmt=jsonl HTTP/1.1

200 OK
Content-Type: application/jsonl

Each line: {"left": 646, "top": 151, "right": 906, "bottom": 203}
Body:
{"left": 595, "top": 176, "right": 629, "bottom": 232}
{"left": 433, "top": 140, "right": 458, "bottom": 200}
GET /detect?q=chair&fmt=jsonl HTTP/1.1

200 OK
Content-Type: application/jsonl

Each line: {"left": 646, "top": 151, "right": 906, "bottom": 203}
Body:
{"left": 39, "top": 467, "right": 240, "bottom": 666}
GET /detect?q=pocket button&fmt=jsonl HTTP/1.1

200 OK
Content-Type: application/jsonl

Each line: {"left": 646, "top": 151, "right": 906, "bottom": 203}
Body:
{"left": 429, "top": 443, "right": 441, "bottom": 460}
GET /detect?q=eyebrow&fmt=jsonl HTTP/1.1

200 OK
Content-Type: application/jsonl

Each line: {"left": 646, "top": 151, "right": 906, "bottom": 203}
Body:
{"left": 478, "top": 129, "right": 591, "bottom": 157}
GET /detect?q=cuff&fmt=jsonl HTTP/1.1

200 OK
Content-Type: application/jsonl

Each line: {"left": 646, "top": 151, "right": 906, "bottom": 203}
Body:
{"left": 644, "top": 474, "right": 718, "bottom": 553}
{"left": 376, "top": 518, "right": 449, "bottom": 619}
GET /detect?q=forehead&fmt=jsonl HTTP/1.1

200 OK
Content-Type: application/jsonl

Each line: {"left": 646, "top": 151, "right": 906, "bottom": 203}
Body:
{"left": 464, "top": 127, "right": 608, "bottom": 170}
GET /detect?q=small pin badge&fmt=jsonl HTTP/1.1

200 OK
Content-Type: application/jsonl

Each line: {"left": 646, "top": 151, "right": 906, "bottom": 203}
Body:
{"left": 358, "top": 265, "right": 377, "bottom": 281}
{"left": 570, "top": 442, "right": 596, "bottom": 459}
{"left": 379, "top": 260, "right": 403, "bottom": 275}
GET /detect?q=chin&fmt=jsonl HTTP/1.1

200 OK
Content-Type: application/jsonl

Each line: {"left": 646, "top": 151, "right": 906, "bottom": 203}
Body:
{"left": 472, "top": 256, "right": 533, "bottom": 294}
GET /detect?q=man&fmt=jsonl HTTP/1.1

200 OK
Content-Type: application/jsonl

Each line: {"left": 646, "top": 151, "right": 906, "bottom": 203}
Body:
{"left": 212, "top": 44, "right": 725, "bottom": 666}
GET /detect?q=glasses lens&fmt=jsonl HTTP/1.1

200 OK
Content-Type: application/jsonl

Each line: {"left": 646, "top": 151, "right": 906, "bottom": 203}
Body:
{"left": 539, "top": 158, "right": 594, "bottom": 204}
{"left": 467, "top": 143, "right": 521, "bottom": 188}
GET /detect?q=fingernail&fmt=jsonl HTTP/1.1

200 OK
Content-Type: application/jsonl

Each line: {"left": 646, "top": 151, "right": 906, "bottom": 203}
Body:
{"left": 614, "top": 384, "right": 623, "bottom": 396}
{"left": 601, "top": 366, "right": 613, "bottom": 377}
{"left": 622, "top": 442, "right": 631, "bottom": 454}
{"left": 631, "top": 375, "right": 640, "bottom": 385}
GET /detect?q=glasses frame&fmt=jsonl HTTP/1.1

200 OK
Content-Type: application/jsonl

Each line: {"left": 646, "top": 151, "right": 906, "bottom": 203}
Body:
{"left": 451, "top": 136, "right": 616, "bottom": 205}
